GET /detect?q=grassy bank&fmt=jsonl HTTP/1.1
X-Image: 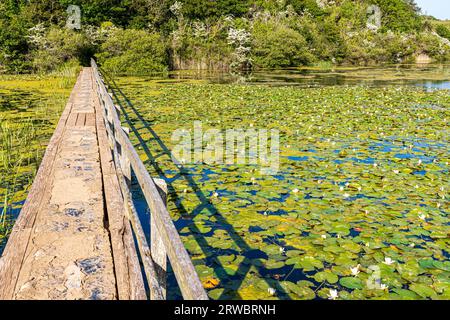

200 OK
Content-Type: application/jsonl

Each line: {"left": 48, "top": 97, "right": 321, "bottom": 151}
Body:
{"left": 0, "top": 67, "right": 79, "bottom": 250}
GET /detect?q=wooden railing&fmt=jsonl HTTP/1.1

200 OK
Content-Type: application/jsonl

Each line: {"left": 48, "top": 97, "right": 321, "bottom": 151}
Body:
{"left": 91, "top": 59, "right": 208, "bottom": 300}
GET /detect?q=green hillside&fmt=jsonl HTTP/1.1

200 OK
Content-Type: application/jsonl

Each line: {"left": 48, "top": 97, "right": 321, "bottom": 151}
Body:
{"left": 1, "top": 0, "right": 449, "bottom": 74}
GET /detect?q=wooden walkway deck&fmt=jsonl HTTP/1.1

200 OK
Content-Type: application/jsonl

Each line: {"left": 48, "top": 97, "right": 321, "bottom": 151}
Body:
{"left": 0, "top": 64, "right": 208, "bottom": 300}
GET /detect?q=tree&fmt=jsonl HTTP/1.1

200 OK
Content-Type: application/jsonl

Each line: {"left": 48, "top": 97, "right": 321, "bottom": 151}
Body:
{"left": 96, "top": 28, "right": 168, "bottom": 74}
{"left": 286, "top": 0, "right": 324, "bottom": 16}
{"left": 180, "top": 0, "right": 251, "bottom": 20}
{"left": 372, "top": 0, "right": 423, "bottom": 32}
{"left": 0, "top": 2, "right": 31, "bottom": 73}
{"left": 252, "top": 20, "right": 314, "bottom": 68}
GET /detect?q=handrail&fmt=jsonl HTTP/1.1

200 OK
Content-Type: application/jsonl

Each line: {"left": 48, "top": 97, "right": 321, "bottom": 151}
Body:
{"left": 91, "top": 59, "right": 208, "bottom": 300}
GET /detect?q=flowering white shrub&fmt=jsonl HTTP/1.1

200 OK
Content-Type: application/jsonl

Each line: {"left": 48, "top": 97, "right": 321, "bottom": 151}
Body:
{"left": 27, "top": 24, "right": 48, "bottom": 49}
{"left": 170, "top": 1, "right": 183, "bottom": 17}
{"left": 227, "top": 27, "right": 252, "bottom": 69}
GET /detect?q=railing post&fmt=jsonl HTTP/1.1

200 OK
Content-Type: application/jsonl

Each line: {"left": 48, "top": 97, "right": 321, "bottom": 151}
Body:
{"left": 120, "top": 127, "right": 132, "bottom": 186}
{"left": 151, "top": 178, "right": 168, "bottom": 300}
{"left": 115, "top": 104, "right": 121, "bottom": 119}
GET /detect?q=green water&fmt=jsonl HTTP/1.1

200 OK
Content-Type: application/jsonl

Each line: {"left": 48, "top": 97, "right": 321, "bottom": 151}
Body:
{"left": 0, "top": 75, "right": 76, "bottom": 252}
{"left": 0, "top": 66, "right": 449, "bottom": 300}
{"left": 104, "top": 66, "right": 449, "bottom": 300}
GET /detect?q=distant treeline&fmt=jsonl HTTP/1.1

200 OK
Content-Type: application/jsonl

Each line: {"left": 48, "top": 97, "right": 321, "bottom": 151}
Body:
{"left": 1, "top": 0, "right": 450, "bottom": 74}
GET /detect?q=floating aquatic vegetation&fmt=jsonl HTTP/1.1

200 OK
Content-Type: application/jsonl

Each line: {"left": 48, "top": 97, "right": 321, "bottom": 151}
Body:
{"left": 114, "top": 73, "right": 449, "bottom": 300}
{"left": 0, "top": 74, "right": 76, "bottom": 251}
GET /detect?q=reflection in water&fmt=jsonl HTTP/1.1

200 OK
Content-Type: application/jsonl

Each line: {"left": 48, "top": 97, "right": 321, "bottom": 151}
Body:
{"left": 164, "top": 64, "right": 450, "bottom": 89}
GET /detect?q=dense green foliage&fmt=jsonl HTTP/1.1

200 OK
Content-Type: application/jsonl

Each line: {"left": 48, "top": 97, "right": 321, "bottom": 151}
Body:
{"left": 97, "top": 28, "right": 168, "bottom": 74}
{"left": 373, "top": 0, "right": 423, "bottom": 32}
{"left": 0, "top": 0, "right": 449, "bottom": 74}
{"left": 435, "top": 24, "right": 450, "bottom": 41}
{"left": 252, "top": 20, "right": 313, "bottom": 68}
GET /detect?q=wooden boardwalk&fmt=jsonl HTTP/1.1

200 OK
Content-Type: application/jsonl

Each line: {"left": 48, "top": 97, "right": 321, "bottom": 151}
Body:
{"left": 0, "top": 64, "right": 208, "bottom": 300}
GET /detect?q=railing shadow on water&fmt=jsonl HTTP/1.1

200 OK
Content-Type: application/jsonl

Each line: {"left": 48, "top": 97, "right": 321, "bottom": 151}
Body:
{"left": 100, "top": 70, "right": 291, "bottom": 300}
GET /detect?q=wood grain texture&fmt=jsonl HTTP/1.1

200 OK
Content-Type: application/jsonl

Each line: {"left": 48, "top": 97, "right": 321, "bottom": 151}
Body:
{"left": 91, "top": 59, "right": 208, "bottom": 300}
{"left": 95, "top": 85, "right": 164, "bottom": 300}
{"left": 151, "top": 179, "right": 168, "bottom": 300}
{"left": 94, "top": 88, "right": 146, "bottom": 300}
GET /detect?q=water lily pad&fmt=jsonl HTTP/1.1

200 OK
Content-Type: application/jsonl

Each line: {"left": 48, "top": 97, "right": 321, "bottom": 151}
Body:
{"left": 339, "top": 277, "right": 363, "bottom": 290}
{"left": 392, "top": 288, "right": 421, "bottom": 300}
{"left": 313, "top": 270, "right": 339, "bottom": 284}
{"left": 281, "top": 281, "right": 316, "bottom": 299}
{"left": 409, "top": 283, "right": 435, "bottom": 298}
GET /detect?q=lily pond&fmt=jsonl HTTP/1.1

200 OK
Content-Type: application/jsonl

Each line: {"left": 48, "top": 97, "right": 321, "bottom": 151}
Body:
{"left": 1, "top": 65, "right": 449, "bottom": 300}
{"left": 0, "top": 72, "right": 77, "bottom": 251}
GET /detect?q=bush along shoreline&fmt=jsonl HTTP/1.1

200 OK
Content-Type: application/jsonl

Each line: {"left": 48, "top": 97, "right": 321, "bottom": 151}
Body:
{"left": 1, "top": 0, "right": 450, "bottom": 75}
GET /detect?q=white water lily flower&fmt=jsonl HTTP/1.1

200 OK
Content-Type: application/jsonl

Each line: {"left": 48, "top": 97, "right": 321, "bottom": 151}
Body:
{"left": 380, "top": 283, "right": 389, "bottom": 290}
{"left": 279, "top": 247, "right": 285, "bottom": 253}
{"left": 365, "top": 242, "right": 370, "bottom": 247}
{"left": 409, "top": 243, "right": 415, "bottom": 248}
{"left": 393, "top": 170, "right": 399, "bottom": 174}
{"left": 418, "top": 159, "right": 422, "bottom": 165}
{"left": 268, "top": 287, "right": 276, "bottom": 296}
{"left": 373, "top": 163, "right": 378, "bottom": 168}
{"left": 212, "top": 192, "right": 219, "bottom": 197}
{"left": 292, "top": 188, "right": 299, "bottom": 193}
{"left": 328, "top": 289, "right": 339, "bottom": 300}
{"left": 419, "top": 214, "right": 426, "bottom": 221}
{"left": 350, "top": 264, "right": 361, "bottom": 277}
{"left": 383, "top": 257, "right": 395, "bottom": 265}
{"left": 339, "top": 186, "right": 344, "bottom": 191}
{"left": 321, "top": 234, "right": 327, "bottom": 239}
{"left": 343, "top": 193, "right": 350, "bottom": 198}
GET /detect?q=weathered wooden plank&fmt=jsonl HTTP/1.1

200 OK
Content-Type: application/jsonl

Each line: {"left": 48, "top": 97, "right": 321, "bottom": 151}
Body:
{"left": 115, "top": 104, "right": 121, "bottom": 119}
{"left": 85, "top": 113, "right": 96, "bottom": 127}
{"left": 95, "top": 90, "right": 164, "bottom": 300}
{"left": 120, "top": 127, "right": 131, "bottom": 185}
{"left": 121, "top": 182, "right": 165, "bottom": 301}
{"left": 151, "top": 179, "right": 168, "bottom": 300}
{"left": 123, "top": 126, "right": 207, "bottom": 299}
{"left": 66, "top": 112, "right": 78, "bottom": 126}
{"left": 94, "top": 91, "right": 147, "bottom": 300}
{"left": 91, "top": 73, "right": 208, "bottom": 301}
{"left": 0, "top": 76, "right": 82, "bottom": 299}
{"left": 75, "top": 113, "right": 86, "bottom": 126}
{"left": 91, "top": 59, "right": 208, "bottom": 300}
